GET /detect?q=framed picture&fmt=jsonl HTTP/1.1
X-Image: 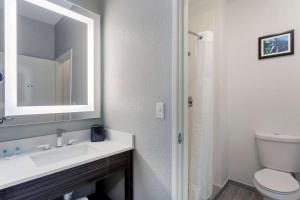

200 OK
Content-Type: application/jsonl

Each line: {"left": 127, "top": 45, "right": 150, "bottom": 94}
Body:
{"left": 258, "top": 30, "right": 294, "bottom": 59}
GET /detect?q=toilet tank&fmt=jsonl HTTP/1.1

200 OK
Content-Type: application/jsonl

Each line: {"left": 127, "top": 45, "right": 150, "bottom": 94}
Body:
{"left": 256, "top": 133, "right": 300, "bottom": 173}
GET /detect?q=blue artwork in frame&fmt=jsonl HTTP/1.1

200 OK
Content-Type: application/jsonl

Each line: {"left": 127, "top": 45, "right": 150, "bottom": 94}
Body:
{"left": 259, "top": 30, "right": 294, "bottom": 59}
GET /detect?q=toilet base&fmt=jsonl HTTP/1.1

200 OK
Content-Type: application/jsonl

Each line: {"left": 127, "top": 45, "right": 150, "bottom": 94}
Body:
{"left": 254, "top": 179, "right": 300, "bottom": 200}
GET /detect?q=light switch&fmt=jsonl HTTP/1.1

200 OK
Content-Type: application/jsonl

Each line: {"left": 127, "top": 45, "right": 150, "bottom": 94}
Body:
{"left": 156, "top": 102, "right": 165, "bottom": 119}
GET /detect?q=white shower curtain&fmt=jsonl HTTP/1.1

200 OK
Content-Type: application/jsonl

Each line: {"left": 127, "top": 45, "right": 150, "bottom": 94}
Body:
{"left": 189, "top": 31, "right": 214, "bottom": 200}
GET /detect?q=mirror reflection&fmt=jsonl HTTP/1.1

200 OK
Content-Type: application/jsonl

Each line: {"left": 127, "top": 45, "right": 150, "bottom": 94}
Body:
{"left": 0, "top": 0, "right": 101, "bottom": 126}
{"left": 16, "top": 0, "right": 88, "bottom": 107}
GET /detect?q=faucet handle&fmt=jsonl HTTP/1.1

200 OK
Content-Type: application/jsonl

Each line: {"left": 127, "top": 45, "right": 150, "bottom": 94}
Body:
{"left": 67, "top": 139, "right": 78, "bottom": 146}
{"left": 56, "top": 128, "right": 66, "bottom": 136}
{"left": 37, "top": 144, "right": 51, "bottom": 151}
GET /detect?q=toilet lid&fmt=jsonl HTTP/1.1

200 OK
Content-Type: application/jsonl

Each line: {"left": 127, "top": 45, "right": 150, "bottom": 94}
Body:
{"left": 255, "top": 169, "right": 300, "bottom": 194}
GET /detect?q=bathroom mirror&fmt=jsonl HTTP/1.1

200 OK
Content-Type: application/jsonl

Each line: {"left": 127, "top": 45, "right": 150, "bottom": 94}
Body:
{"left": 0, "top": 0, "right": 101, "bottom": 126}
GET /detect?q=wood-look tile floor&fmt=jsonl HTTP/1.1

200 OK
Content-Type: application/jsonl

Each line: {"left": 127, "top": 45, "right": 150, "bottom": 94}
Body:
{"left": 214, "top": 182, "right": 263, "bottom": 200}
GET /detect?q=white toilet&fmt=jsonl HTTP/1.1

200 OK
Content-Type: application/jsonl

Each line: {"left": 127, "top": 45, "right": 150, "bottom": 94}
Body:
{"left": 254, "top": 132, "right": 300, "bottom": 200}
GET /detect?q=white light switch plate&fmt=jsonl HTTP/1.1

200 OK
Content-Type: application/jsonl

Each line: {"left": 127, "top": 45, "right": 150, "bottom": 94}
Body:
{"left": 156, "top": 102, "right": 165, "bottom": 119}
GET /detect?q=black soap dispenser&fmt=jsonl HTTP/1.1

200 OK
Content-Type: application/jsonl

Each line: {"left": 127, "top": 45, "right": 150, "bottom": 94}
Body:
{"left": 91, "top": 125, "right": 106, "bottom": 142}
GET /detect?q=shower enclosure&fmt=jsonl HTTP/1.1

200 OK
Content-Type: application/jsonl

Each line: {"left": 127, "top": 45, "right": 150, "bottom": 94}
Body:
{"left": 188, "top": 31, "right": 215, "bottom": 200}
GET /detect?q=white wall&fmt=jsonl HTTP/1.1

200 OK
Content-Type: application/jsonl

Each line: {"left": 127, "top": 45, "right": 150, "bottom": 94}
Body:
{"left": 101, "top": 0, "right": 173, "bottom": 199}
{"left": 226, "top": 0, "right": 300, "bottom": 186}
{"left": 188, "top": 0, "right": 228, "bottom": 187}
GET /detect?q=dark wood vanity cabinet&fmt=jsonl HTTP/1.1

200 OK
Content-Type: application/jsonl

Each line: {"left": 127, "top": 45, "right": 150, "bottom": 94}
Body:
{"left": 0, "top": 150, "right": 133, "bottom": 200}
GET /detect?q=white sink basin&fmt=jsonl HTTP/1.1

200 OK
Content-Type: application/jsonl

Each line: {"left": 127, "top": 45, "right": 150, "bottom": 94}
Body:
{"left": 30, "top": 144, "right": 98, "bottom": 167}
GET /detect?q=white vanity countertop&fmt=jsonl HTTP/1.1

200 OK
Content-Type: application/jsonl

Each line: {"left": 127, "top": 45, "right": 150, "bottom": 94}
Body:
{"left": 0, "top": 129, "right": 134, "bottom": 190}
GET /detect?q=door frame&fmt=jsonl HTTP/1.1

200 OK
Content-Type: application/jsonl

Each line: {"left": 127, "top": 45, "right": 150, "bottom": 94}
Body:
{"left": 172, "top": 0, "right": 189, "bottom": 199}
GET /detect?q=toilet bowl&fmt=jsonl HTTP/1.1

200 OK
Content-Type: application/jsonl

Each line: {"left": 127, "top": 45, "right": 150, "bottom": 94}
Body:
{"left": 254, "top": 133, "right": 300, "bottom": 200}
{"left": 254, "top": 168, "right": 300, "bottom": 200}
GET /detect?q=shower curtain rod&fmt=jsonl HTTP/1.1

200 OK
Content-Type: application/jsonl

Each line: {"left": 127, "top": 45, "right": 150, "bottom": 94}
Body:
{"left": 188, "top": 31, "right": 203, "bottom": 39}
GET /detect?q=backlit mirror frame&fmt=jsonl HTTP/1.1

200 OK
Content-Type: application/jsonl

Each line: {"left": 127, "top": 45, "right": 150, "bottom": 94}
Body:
{"left": 4, "top": 0, "right": 95, "bottom": 116}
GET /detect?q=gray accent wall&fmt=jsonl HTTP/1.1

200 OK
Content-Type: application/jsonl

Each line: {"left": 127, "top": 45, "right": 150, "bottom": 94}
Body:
{"left": 18, "top": 16, "right": 55, "bottom": 60}
{"left": 101, "top": 0, "right": 173, "bottom": 199}
{"left": 55, "top": 17, "right": 88, "bottom": 105}
{"left": 0, "top": 12, "right": 55, "bottom": 60}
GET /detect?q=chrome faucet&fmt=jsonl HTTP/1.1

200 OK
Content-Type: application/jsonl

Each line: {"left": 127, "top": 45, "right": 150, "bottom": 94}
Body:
{"left": 56, "top": 129, "right": 66, "bottom": 148}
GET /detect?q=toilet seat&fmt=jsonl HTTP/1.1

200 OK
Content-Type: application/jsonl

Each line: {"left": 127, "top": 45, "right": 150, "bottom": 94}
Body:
{"left": 254, "top": 168, "right": 300, "bottom": 200}
{"left": 254, "top": 168, "right": 299, "bottom": 194}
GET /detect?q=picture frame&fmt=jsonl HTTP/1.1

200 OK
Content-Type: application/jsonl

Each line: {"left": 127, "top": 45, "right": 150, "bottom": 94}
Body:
{"left": 258, "top": 30, "right": 294, "bottom": 59}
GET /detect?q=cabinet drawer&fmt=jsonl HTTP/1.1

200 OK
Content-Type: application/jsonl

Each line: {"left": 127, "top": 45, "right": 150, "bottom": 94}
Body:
{"left": 0, "top": 150, "right": 132, "bottom": 200}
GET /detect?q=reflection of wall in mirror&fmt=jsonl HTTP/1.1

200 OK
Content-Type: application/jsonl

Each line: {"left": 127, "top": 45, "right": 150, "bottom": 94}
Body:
{"left": 0, "top": 11, "right": 55, "bottom": 60}
{"left": 55, "top": 16, "right": 88, "bottom": 106}
{"left": 0, "top": 52, "right": 73, "bottom": 122}
{"left": 0, "top": 53, "right": 57, "bottom": 124}
{"left": 56, "top": 49, "right": 72, "bottom": 121}
{"left": 55, "top": 15, "right": 91, "bottom": 120}
{"left": 17, "top": 54, "right": 56, "bottom": 107}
